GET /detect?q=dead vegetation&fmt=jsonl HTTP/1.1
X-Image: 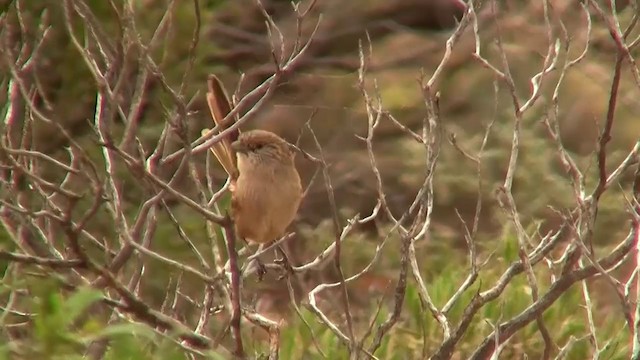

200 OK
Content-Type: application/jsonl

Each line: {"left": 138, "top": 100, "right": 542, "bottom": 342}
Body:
{"left": 1, "top": 0, "right": 640, "bottom": 359}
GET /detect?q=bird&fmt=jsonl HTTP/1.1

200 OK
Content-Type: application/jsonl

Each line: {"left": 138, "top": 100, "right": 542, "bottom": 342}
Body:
{"left": 202, "top": 75, "right": 302, "bottom": 245}
{"left": 230, "top": 130, "right": 302, "bottom": 244}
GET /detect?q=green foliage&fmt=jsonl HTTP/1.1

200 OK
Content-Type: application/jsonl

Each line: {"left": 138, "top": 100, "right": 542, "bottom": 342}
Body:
{"left": 0, "top": 283, "right": 228, "bottom": 359}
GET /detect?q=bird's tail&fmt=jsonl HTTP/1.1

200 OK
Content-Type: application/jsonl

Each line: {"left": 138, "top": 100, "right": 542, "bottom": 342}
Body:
{"left": 202, "top": 75, "right": 240, "bottom": 179}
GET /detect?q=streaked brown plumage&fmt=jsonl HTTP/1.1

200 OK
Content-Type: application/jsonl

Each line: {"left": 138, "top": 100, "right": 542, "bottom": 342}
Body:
{"left": 203, "top": 75, "right": 302, "bottom": 244}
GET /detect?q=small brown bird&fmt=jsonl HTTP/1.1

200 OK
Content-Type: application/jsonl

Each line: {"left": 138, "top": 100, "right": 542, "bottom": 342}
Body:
{"left": 231, "top": 130, "right": 302, "bottom": 244}
{"left": 203, "top": 75, "right": 302, "bottom": 244}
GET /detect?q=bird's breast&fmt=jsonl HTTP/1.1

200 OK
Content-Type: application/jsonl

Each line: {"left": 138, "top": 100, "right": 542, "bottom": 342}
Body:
{"left": 232, "top": 166, "right": 302, "bottom": 243}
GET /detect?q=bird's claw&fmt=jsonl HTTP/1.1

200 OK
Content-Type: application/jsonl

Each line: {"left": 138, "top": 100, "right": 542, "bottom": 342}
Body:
{"left": 256, "top": 259, "right": 267, "bottom": 282}
{"left": 274, "top": 257, "right": 293, "bottom": 280}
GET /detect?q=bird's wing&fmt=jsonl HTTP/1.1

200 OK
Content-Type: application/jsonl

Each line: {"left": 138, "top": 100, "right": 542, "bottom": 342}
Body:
{"left": 204, "top": 75, "right": 240, "bottom": 179}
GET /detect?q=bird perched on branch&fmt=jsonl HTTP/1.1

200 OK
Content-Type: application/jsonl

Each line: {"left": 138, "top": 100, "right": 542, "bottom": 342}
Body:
{"left": 203, "top": 75, "right": 302, "bottom": 245}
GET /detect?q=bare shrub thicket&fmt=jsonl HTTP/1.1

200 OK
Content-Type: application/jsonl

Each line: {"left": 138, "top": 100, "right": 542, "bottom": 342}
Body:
{"left": 1, "top": 0, "right": 640, "bottom": 359}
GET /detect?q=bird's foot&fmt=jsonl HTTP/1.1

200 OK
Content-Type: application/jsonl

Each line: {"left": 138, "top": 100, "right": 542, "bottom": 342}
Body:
{"left": 274, "top": 249, "right": 293, "bottom": 280}
{"left": 255, "top": 259, "right": 267, "bottom": 282}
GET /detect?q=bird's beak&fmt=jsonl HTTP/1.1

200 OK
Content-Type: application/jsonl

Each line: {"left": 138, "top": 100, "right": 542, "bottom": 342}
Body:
{"left": 231, "top": 140, "right": 247, "bottom": 153}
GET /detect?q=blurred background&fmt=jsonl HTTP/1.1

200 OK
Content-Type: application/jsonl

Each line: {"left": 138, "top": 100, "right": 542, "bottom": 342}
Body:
{"left": 1, "top": 0, "right": 639, "bottom": 358}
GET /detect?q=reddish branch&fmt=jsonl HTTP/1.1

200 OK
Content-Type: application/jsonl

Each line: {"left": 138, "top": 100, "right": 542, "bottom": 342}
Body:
{"left": 0, "top": 251, "right": 84, "bottom": 268}
{"left": 593, "top": 54, "right": 623, "bottom": 202}
{"left": 223, "top": 218, "right": 246, "bottom": 358}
